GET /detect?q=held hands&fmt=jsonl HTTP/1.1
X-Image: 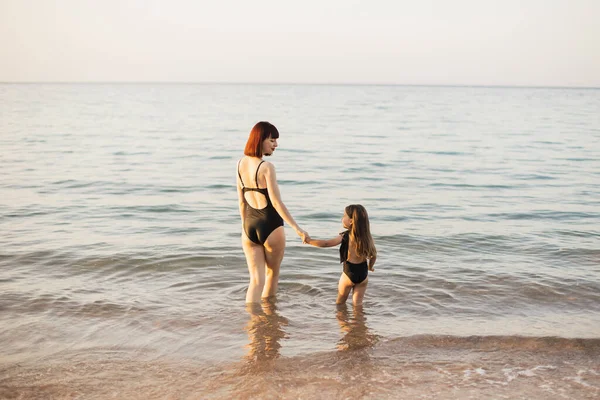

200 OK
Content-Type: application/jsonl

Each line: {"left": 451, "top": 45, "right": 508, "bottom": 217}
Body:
{"left": 303, "top": 232, "right": 311, "bottom": 244}
{"left": 296, "top": 229, "right": 310, "bottom": 244}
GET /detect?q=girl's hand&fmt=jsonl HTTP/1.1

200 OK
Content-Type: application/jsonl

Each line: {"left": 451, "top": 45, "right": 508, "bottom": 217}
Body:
{"left": 368, "top": 266, "right": 375, "bottom": 272}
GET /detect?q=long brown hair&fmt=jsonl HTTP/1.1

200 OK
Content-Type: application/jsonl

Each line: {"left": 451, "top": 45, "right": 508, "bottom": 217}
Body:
{"left": 345, "top": 204, "right": 377, "bottom": 259}
{"left": 244, "top": 121, "right": 279, "bottom": 157}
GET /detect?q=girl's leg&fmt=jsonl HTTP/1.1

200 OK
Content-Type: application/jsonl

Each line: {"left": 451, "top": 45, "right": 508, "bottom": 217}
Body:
{"left": 242, "top": 233, "right": 267, "bottom": 303}
{"left": 262, "top": 226, "right": 285, "bottom": 299}
{"left": 352, "top": 278, "right": 368, "bottom": 306}
{"left": 336, "top": 273, "right": 353, "bottom": 304}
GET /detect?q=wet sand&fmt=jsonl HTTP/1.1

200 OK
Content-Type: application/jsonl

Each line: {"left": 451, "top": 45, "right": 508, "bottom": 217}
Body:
{"left": 2, "top": 335, "right": 598, "bottom": 399}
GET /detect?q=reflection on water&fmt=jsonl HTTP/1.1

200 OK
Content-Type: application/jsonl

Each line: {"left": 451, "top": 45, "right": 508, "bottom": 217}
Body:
{"left": 336, "top": 304, "right": 380, "bottom": 352}
{"left": 243, "top": 299, "right": 288, "bottom": 368}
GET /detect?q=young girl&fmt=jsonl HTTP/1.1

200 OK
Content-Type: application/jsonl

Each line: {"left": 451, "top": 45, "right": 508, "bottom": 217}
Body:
{"left": 305, "top": 204, "right": 377, "bottom": 306}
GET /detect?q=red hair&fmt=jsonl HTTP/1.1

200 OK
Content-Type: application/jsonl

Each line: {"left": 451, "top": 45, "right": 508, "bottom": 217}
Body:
{"left": 244, "top": 121, "right": 280, "bottom": 157}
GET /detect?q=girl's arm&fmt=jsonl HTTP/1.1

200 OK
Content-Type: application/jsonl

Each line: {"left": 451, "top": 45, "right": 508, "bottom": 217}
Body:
{"left": 368, "top": 256, "right": 376, "bottom": 271}
{"left": 263, "top": 162, "right": 307, "bottom": 239}
{"left": 305, "top": 234, "right": 343, "bottom": 248}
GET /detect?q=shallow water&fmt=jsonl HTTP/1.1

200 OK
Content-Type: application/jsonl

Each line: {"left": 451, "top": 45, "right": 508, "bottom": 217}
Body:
{"left": 1, "top": 83, "right": 599, "bottom": 398}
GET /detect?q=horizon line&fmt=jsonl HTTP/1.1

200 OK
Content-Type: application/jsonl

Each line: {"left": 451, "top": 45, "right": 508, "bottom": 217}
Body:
{"left": 0, "top": 81, "right": 599, "bottom": 89}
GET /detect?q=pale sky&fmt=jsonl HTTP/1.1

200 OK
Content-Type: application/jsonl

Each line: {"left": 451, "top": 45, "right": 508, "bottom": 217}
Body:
{"left": 1, "top": 0, "right": 599, "bottom": 86}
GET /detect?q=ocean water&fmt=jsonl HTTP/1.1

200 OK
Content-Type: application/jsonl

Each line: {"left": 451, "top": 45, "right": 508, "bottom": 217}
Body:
{"left": 1, "top": 83, "right": 599, "bottom": 399}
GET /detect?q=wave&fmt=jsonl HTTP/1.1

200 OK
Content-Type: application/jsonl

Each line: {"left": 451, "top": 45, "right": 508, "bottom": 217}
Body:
{"left": 385, "top": 334, "right": 600, "bottom": 352}
{"left": 303, "top": 212, "right": 339, "bottom": 220}
{"left": 374, "top": 232, "right": 600, "bottom": 256}
{"left": 487, "top": 211, "right": 600, "bottom": 221}
{"left": 510, "top": 173, "right": 557, "bottom": 180}
{"left": 107, "top": 204, "right": 195, "bottom": 213}
{"left": 429, "top": 182, "right": 514, "bottom": 189}
{"left": 204, "top": 184, "right": 233, "bottom": 190}
{"left": 278, "top": 180, "right": 322, "bottom": 186}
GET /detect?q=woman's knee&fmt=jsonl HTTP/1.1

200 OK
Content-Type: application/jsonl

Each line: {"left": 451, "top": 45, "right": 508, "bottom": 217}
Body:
{"left": 265, "top": 268, "right": 279, "bottom": 278}
{"left": 247, "top": 264, "right": 266, "bottom": 287}
{"left": 249, "top": 273, "right": 265, "bottom": 287}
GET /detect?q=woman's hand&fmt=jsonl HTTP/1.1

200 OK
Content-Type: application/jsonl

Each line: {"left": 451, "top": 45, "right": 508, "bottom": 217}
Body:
{"left": 297, "top": 229, "right": 310, "bottom": 243}
{"left": 302, "top": 232, "right": 311, "bottom": 244}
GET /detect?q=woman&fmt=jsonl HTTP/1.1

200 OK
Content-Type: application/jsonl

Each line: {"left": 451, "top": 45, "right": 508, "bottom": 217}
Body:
{"left": 237, "top": 121, "right": 309, "bottom": 303}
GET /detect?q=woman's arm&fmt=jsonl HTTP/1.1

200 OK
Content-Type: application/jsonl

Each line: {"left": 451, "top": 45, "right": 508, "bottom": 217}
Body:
{"left": 236, "top": 175, "right": 245, "bottom": 222}
{"left": 263, "top": 162, "right": 307, "bottom": 238}
{"left": 305, "top": 235, "right": 343, "bottom": 248}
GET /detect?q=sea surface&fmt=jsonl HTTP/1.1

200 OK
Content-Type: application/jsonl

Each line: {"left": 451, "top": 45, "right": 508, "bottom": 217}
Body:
{"left": 1, "top": 83, "right": 599, "bottom": 399}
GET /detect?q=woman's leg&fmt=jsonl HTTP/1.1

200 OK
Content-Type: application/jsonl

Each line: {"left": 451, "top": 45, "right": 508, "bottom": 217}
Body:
{"left": 262, "top": 226, "right": 285, "bottom": 299}
{"left": 352, "top": 278, "right": 368, "bottom": 306}
{"left": 336, "top": 273, "right": 354, "bottom": 304}
{"left": 242, "top": 233, "right": 266, "bottom": 303}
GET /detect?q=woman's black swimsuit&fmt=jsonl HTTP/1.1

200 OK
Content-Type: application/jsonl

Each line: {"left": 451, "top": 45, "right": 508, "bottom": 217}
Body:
{"left": 238, "top": 160, "right": 284, "bottom": 245}
{"left": 339, "top": 231, "right": 369, "bottom": 285}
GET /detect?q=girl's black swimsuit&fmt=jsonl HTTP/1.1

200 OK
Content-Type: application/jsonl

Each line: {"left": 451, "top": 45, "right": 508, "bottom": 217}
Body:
{"left": 238, "top": 160, "right": 284, "bottom": 245}
{"left": 339, "top": 231, "right": 369, "bottom": 284}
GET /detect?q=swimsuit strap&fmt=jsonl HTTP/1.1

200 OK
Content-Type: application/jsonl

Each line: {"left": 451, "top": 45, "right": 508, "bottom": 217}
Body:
{"left": 254, "top": 160, "right": 265, "bottom": 187}
{"left": 237, "top": 159, "right": 245, "bottom": 188}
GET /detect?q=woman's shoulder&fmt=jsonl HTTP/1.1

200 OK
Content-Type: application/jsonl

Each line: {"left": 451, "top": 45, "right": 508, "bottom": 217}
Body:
{"left": 258, "top": 160, "right": 276, "bottom": 174}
